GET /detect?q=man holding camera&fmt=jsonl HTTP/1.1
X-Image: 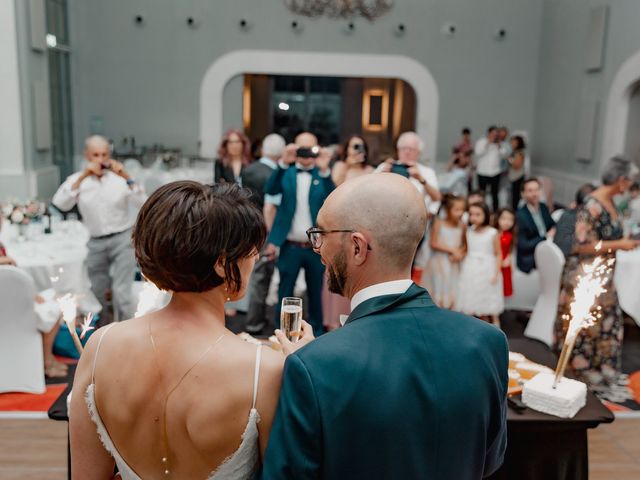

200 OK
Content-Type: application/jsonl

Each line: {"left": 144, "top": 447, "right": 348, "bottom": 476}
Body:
{"left": 376, "top": 131, "right": 441, "bottom": 214}
{"left": 263, "top": 132, "right": 335, "bottom": 336}
{"left": 52, "top": 135, "right": 146, "bottom": 325}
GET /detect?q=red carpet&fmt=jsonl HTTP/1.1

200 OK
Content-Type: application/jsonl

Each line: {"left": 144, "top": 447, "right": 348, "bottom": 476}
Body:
{"left": 0, "top": 384, "right": 68, "bottom": 412}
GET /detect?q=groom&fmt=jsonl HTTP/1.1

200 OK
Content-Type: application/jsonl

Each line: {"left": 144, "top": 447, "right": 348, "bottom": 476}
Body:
{"left": 262, "top": 174, "right": 508, "bottom": 479}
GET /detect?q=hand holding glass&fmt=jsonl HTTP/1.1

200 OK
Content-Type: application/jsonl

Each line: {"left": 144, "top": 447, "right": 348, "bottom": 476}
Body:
{"left": 280, "top": 297, "right": 303, "bottom": 342}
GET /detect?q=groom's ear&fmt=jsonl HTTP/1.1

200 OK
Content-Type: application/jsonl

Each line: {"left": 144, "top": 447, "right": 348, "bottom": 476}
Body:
{"left": 351, "top": 233, "right": 368, "bottom": 266}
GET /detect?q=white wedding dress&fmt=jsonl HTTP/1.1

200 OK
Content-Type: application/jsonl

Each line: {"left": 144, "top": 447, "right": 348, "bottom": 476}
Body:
{"left": 85, "top": 324, "right": 262, "bottom": 479}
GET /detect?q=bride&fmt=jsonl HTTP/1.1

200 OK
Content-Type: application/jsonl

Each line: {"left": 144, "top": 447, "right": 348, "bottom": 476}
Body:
{"left": 70, "top": 181, "right": 284, "bottom": 479}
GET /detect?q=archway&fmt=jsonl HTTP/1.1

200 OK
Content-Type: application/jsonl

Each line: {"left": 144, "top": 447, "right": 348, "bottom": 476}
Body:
{"left": 200, "top": 49, "right": 439, "bottom": 161}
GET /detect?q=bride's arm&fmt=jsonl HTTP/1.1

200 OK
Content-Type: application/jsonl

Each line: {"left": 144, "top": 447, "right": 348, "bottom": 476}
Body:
{"left": 256, "top": 348, "right": 285, "bottom": 459}
{"left": 69, "top": 329, "right": 116, "bottom": 479}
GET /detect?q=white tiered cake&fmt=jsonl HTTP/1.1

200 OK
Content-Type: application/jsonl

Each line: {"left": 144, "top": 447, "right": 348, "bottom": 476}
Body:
{"left": 522, "top": 372, "right": 587, "bottom": 418}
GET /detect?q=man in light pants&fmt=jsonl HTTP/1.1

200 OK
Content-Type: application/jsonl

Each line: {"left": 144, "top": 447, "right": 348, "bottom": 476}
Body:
{"left": 53, "top": 135, "right": 147, "bottom": 325}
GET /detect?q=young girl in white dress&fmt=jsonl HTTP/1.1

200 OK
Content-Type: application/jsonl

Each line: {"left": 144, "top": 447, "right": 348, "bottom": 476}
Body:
{"left": 456, "top": 202, "right": 504, "bottom": 326}
{"left": 427, "top": 194, "right": 466, "bottom": 308}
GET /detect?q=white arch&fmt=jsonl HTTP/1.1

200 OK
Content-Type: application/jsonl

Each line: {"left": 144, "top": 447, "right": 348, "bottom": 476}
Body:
{"left": 200, "top": 49, "right": 439, "bottom": 161}
{"left": 601, "top": 48, "right": 640, "bottom": 168}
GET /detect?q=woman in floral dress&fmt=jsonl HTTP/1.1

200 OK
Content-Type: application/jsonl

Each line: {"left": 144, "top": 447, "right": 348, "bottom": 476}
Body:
{"left": 554, "top": 157, "right": 640, "bottom": 400}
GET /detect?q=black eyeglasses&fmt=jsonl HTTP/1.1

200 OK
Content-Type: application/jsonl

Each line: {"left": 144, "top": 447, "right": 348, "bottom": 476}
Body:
{"left": 306, "top": 227, "right": 372, "bottom": 250}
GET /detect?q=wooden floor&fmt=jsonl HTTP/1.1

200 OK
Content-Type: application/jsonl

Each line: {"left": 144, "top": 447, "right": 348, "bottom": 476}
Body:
{"left": 1, "top": 417, "right": 639, "bottom": 479}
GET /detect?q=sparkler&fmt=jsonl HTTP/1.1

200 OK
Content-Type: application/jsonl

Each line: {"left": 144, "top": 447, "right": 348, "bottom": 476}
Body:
{"left": 79, "top": 312, "right": 95, "bottom": 340}
{"left": 553, "top": 255, "right": 615, "bottom": 388}
{"left": 58, "top": 293, "right": 83, "bottom": 354}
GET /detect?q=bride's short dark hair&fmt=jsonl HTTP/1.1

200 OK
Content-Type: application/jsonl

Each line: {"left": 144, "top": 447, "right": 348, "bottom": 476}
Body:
{"left": 133, "top": 181, "right": 265, "bottom": 293}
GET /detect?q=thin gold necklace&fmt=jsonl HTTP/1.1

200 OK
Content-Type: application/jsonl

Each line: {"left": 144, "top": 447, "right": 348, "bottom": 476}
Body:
{"left": 148, "top": 320, "right": 226, "bottom": 477}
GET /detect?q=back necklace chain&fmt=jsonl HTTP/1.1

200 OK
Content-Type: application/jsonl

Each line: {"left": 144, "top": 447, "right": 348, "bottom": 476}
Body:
{"left": 148, "top": 320, "right": 226, "bottom": 477}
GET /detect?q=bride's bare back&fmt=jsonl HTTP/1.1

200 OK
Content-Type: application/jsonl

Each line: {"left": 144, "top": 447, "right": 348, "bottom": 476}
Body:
{"left": 71, "top": 307, "right": 283, "bottom": 479}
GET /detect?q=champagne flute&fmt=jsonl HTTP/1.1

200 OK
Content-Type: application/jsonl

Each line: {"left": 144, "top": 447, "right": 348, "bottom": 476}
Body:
{"left": 280, "top": 297, "right": 303, "bottom": 342}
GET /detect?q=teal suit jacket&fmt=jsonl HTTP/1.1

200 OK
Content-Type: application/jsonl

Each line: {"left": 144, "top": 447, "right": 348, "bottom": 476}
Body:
{"left": 262, "top": 284, "right": 508, "bottom": 479}
{"left": 265, "top": 165, "right": 335, "bottom": 247}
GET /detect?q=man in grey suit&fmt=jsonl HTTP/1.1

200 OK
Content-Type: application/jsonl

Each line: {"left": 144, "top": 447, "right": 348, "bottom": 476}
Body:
{"left": 262, "top": 174, "right": 508, "bottom": 479}
{"left": 241, "top": 133, "right": 285, "bottom": 333}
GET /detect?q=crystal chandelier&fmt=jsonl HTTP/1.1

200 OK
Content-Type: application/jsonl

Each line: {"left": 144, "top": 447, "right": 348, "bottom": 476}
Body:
{"left": 284, "top": 0, "right": 394, "bottom": 21}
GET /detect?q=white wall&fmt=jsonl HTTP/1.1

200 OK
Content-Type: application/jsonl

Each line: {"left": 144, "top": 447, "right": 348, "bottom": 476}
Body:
{"left": 0, "top": 0, "right": 25, "bottom": 175}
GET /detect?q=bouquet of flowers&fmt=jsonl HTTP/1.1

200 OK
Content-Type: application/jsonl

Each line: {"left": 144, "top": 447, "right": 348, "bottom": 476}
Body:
{"left": 1, "top": 201, "right": 45, "bottom": 225}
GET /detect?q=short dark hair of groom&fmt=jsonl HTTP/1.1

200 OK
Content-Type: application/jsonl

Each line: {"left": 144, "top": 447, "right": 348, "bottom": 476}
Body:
{"left": 133, "top": 180, "right": 266, "bottom": 293}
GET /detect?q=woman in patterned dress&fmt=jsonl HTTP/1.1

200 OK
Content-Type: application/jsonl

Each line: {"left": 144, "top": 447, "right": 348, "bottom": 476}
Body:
{"left": 554, "top": 157, "right": 640, "bottom": 399}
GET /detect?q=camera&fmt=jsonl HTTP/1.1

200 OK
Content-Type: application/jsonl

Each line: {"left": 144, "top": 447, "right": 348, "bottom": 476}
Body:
{"left": 353, "top": 143, "right": 365, "bottom": 153}
{"left": 390, "top": 162, "right": 410, "bottom": 178}
{"left": 101, "top": 163, "right": 111, "bottom": 170}
{"left": 296, "top": 146, "right": 320, "bottom": 158}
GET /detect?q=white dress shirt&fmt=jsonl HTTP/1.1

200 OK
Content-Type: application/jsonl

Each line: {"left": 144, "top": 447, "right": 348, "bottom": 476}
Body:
{"left": 287, "top": 164, "right": 314, "bottom": 242}
{"left": 340, "top": 279, "right": 413, "bottom": 326}
{"left": 375, "top": 162, "right": 440, "bottom": 214}
{"left": 474, "top": 137, "right": 503, "bottom": 177}
{"left": 52, "top": 170, "right": 147, "bottom": 238}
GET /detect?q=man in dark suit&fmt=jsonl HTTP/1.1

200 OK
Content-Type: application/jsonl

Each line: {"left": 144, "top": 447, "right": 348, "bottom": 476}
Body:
{"left": 262, "top": 174, "right": 508, "bottom": 479}
{"left": 241, "top": 133, "right": 286, "bottom": 333}
{"left": 516, "top": 177, "right": 556, "bottom": 273}
{"left": 264, "top": 132, "right": 335, "bottom": 336}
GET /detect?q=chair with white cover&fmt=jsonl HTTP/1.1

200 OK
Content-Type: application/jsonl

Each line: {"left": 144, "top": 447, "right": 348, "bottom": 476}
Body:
{"left": 0, "top": 266, "right": 45, "bottom": 393}
{"left": 505, "top": 267, "right": 539, "bottom": 312}
{"left": 524, "top": 240, "right": 565, "bottom": 346}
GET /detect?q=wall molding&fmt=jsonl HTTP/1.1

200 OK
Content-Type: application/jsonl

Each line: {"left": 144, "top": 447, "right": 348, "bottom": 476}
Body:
{"left": 200, "top": 49, "right": 439, "bottom": 161}
{"left": 602, "top": 47, "right": 640, "bottom": 169}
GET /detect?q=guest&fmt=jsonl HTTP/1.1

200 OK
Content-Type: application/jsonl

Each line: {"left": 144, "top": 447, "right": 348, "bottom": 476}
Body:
{"left": 507, "top": 135, "right": 527, "bottom": 210}
{"left": 495, "top": 207, "right": 516, "bottom": 298}
{"left": 0, "top": 238, "right": 66, "bottom": 378}
{"left": 554, "top": 183, "right": 596, "bottom": 258}
{"left": 452, "top": 127, "right": 473, "bottom": 159}
{"left": 331, "top": 135, "right": 374, "bottom": 186}
{"left": 426, "top": 194, "right": 466, "bottom": 308}
{"left": 516, "top": 178, "right": 556, "bottom": 273}
{"left": 241, "top": 133, "right": 286, "bottom": 333}
{"left": 70, "top": 181, "right": 284, "bottom": 478}
{"left": 627, "top": 182, "right": 640, "bottom": 225}
{"left": 554, "top": 157, "right": 640, "bottom": 398}
{"left": 441, "top": 149, "right": 471, "bottom": 198}
{"left": 263, "top": 132, "right": 335, "bottom": 336}
{"left": 456, "top": 202, "right": 504, "bottom": 327}
{"left": 376, "top": 131, "right": 442, "bottom": 215}
{"left": 462, "top": 190, "right": 486, "bottom": 224}
{"left": 52, "top": 135, "right": 145, "bottom": 325}
{"left": 263, "top": 174, "right": 508, "bottom": 479}
{"left": 213, "top": 129, "right": 252, "bottom": 184}
{"left": 474, "top": 126, "right": 505, "bottom": 211}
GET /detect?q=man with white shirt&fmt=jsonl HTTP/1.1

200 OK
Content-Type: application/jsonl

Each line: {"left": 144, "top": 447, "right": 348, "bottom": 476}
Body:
{"left": 474, "top": 125, "right": 506, "bottom": 211}
{"left": 263, "top": 132, "right": 335, "bottom": 336}
{"left": 376, "top": 131, "right": 441, "bottom": 215}
{"left": 263, "top": 174, "right": 508, "bottom": 479}
{"left": 52, "top": 135, "right": 146, "bottom": 325}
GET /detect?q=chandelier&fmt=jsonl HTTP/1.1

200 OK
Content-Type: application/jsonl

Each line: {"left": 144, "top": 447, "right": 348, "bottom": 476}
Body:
{"left": 284, "top": 0, "right": 394, "bottom": 21}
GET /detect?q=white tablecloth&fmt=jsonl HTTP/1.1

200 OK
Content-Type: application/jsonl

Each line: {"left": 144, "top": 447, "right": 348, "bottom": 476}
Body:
{"left": 615, "top": 248, "right": 640, "bottom": 326}
{"left": 1, "top": 222, "right": 101, "bottom": 313}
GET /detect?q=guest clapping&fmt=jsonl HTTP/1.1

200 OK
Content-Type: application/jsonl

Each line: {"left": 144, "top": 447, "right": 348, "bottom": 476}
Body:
{"left": 70, "top": 182, "right": 284, "bottom": 479}
{"left": 52, "top": 135, "right": 146, "bottom": 324}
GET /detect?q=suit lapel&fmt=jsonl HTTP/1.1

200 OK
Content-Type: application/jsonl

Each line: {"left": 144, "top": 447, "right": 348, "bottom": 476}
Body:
{"left": 345, "top": 283, "right": 433, "bottom": 325}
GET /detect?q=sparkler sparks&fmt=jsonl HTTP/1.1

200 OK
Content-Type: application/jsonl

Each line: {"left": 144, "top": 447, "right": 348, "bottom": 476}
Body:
{"left": 79, "top": 312, "right": 95, "bottom": 339}
{"left": 553, "top": 255, "right": 615, "bottom": 388}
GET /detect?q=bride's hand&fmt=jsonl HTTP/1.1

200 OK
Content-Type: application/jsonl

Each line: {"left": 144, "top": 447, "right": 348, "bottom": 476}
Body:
{"left": 275, "top": 320, "right": 315, "bottom": 356}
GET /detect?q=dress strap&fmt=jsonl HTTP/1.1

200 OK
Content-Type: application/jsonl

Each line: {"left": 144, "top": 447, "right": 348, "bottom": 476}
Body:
{"left": 251, "top": 344, "right": 263, "bottom": 410}
{"left": 91, "top": 324, "right": 117, "bottom": 384}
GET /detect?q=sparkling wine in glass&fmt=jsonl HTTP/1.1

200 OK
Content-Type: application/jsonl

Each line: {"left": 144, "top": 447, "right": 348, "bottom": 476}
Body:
{"left": 280, "top": 297, "right": 303, "bottom": 342}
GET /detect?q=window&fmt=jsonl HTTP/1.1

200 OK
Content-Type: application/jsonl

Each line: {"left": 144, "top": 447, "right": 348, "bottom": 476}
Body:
{"left": 46, "top": 0, "right": 74, "bottom": 179}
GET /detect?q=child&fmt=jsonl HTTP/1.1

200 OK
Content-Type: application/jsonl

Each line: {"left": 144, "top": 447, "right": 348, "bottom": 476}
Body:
{"left": 456, "top": 202, "right": 504, "bottom": 326}
{"left": 427, "top": 194, "right": 466, "bottom": 308}
{"left": 494, "top": 207, "right": 516, "bottom": 298}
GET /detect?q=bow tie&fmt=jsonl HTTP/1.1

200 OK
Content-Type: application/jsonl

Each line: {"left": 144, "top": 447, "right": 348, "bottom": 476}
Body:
{"left": 297, "top": 168, "right": 313, "bottom": 174}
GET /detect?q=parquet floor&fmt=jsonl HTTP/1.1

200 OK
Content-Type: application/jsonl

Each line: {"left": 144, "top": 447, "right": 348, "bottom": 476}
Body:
{"left": 1, "top": 417, "right": 639, "bottom": 479}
